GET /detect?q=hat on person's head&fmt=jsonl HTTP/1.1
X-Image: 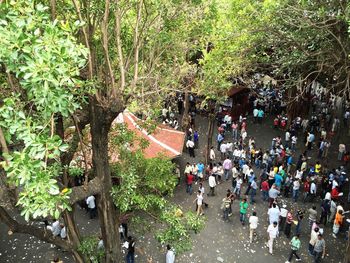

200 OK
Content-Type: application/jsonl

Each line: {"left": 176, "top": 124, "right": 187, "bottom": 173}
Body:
{"left": 282, "top": 204, "right": 287, "bottom": 208}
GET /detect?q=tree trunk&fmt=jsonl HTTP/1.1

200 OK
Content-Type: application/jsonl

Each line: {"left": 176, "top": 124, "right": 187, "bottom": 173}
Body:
{"left": 90, "top": 97, "right": 121, "bottom": 263}
{"left": 205, "top": 100, "right": 216, "bottom": 165}
{"left": 181, "top": 91, "right": 190, "bottom": 130}
{"left": 63, "top": 210, "right": 86, "bottom": 263}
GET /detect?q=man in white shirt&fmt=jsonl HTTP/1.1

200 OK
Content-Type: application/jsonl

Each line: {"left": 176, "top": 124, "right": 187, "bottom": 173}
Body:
{"left": 208, "top": 174, "right": 216, "bottom": 196}
{"left": 186, "top": 139, "right": 195, "bottom": 158}
{"left": 60, "top": 224, "right": 67, "bottom": 239}
{"left": 47, "top": 220, "right": 61, "bottom": 236}
{"left": 279, "top": 204, "right": 288, "bottom": 231}
{"left": 209, "top": 146, "right": 216, "bottom": 161}
{"left": 166, "top": 244, "right": 175, "bottom": 263}
{"left": 310, "top": 180, "right": 317, "bottom": 202}
{"left": 86, "top": 195, "right": 97, "bottom": 219}
{"left": 249, "top": 211, "right": 259, "bottom": 243}
{"left": 291, "top": 135, "right": 297, "bottom": 151}
{"left": 285, "top": 130, "right": 291, "bottom": 148}
{"left": 267, "top": 221, "right": 279, "bottom": 255}
{"left": 220, "top": 142, "right": 227, "bottom": 160}
{"left": 253, "top": 108, "right": 259, "bottom": 123}
{"left": 268, "top": 203, "right": 280, "bottom": 225}
{"left": 234, "top": 176, "right": 243, "bottom": 198}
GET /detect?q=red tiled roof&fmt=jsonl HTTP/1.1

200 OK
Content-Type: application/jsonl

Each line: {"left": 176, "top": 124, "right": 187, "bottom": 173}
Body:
{"left": 120, "top": 111, "right": 185, "bottom": 159}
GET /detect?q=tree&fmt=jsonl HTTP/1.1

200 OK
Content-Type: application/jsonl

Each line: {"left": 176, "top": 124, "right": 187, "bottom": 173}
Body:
{"left": 0, "top": 0, "right": 209, "bottom": 262}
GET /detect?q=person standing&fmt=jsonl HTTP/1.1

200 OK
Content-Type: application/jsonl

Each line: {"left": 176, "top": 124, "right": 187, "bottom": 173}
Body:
{"left": 232, "top": 121, "right": 238, "bottom": 140}
{"left": 284, "top": 209, "right": 293, "bottom": 238}
{"left": 308, "top": 206, "right": 318, "bottom": 229}
{"left": 308, "top": 227, "right": 319, "bottom": 256}
{"left": 186, "top": 139, "right": 195, "bottom": 158}
{"left": 249, "top": 211, "right": 259, "bottom": 243}
{"left": 217, "top": 133, "right": 224, "bottom": 151}
{"left": 208, "top": 173, "right": 216, "bottom": 196}
{"left": 222, "top": 193, "right": 232, "bottom": 221}
{"left": 332, "top": 209, "right": 344, "bottom": 238}
{"left": 280, "top": 205, "right": 288, "bottom": 232}
{"left": 261, "top": 179, "right": 270, "bottom": 201}
{"left": 239, "top": 198, "right": 249, "bottom": 225}
{"left": 186, "top": 172, "right": 194, "bottom": 195}
{"left": 292, "top": 179, "right": 300, "bottom": 202}
{"left": 295, "top": 209, "right": 304, "bottom": 235}
{"left": 193, "top": 130, "right": 199, "bottom": 149}
{"left": 223, "top": 157, "right": 232, "bottom": 181}
{"left": 267, "top": 221, "right": 279, "bottom": 255}
{"left": 313, "top": 234, "right": 326, "bottom": 263}
{"left": 338, "top": 143, "right": 346, "bottom": 161}
{"left": 285, "top": 234, "right": 302, "bottom": 263}
{"left": 86, "top": 195, "right": 97, "bottom": 219}
{"left": 126, "top": 236, "right": 135, "bottom": 263}
{"left": 166, "top": 244, "right": 175, "bottom": 263}
{"left": 234, "top": 175, "right": 242, "bottom": 199}
{"left": 250, "top": 178, "right": 258, "bottom": 204}
{"left": 209, "top": 146, "right": 216, "bottom": 161}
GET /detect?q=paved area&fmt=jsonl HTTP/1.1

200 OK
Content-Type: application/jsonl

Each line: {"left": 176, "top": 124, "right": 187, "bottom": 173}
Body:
{"left": 0, "top": 114, "right": 348, "bottom": 263}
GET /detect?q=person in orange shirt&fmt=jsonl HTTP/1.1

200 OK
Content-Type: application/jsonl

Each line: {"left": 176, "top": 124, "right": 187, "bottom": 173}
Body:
{"left": 332, "top": 209, "right": 344, "bottom": 238}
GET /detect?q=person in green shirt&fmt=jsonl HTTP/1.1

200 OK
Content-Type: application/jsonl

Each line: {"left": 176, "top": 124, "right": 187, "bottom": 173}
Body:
{"left": 285, "top": 234, "right": 302, "bottom": 263}
{"left": 239, "top": 198, "right": 249, "bottom": 225}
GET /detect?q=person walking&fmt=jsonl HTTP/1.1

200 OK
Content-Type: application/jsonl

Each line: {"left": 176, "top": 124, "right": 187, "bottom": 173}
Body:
{"left": 239, "top": 198, "right": 249, "bottom": 225}
{"left": 166, "top": 244, "right": 175, "bottom": 263}
{"left": 249, "top": 211, "right": 259, "bottom": 243}
{"left": 285, "top": 234, "right": 302, "bottom": 263}
{"left": 313, "top": 234, "right": 326, "bottom": 263}
{"left": 222, "top": 193, "right": 232, "bottom": 221}
{"left": 267, "top": 221, "right": 279, "bottom": 255}
{"left": 223, "top": 156, "right": 232, "bottom": 181}
{"left": 193, "top": 190, "right": 204, "bottom": 216}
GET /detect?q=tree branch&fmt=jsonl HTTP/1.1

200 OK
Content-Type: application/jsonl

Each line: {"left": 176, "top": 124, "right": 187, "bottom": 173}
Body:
{"left": 114, "top": 2, "right": 126, "bottom": 91}
{"left": 101, "top": 0, "right": 116, "bottom": 96}
{"left": 131, "top": 0, "right": 143, "bottom": 92}
{"left": 0, "top": 206, "right": 73, "bottom": 252}
{"left": 72, "top": 0, "right": 94, "bottom": 79}
{"left": 69, "top": 176, "right": 102, "bottom": 205}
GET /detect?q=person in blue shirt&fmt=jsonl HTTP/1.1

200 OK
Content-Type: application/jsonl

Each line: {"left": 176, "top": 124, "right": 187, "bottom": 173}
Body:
{"left": 257, "top": 109, "right": 264, "bottom": 123}
{"left": 217, "top": 133, "right": 224, "bottom": 151}
{"left": 193, "top": 131, "right": 199, "bottom": 148}
{"left": 274, "top": 173, "right": 283, "bottom": 188}
{"left": 197, "top": 162, "right": 205, "bottom": 181}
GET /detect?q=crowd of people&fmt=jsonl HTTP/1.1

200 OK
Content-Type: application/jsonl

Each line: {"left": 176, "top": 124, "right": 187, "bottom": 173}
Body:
{"left": 181, "top": 91, "right": 349, "bottom": 263}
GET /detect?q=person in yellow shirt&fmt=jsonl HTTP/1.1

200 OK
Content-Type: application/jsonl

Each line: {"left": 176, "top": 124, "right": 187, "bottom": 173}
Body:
{"left": 315, "top": 161, "right": 322, "bottom": 175}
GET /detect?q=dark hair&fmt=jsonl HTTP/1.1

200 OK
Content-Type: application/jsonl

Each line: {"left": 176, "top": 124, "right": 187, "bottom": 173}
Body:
{"left": 252, "top": 211, "right": 257, "bottom": 216}
{"left": 272, "top": 203, "right": 276, "bottom": 208}
{"left": 295, "top": 234, "right": 300, "bottom": 238}
{"left": 273, "top": 221, "right": 277, "bottom": 225}
{"left": 167, "top": 244, "right": 171, "bottom": 250}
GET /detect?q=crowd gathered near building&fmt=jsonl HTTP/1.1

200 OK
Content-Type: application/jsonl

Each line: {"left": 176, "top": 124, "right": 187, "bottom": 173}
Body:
{"left": 181, "top": 86, "right": 350, "bottom": 263}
